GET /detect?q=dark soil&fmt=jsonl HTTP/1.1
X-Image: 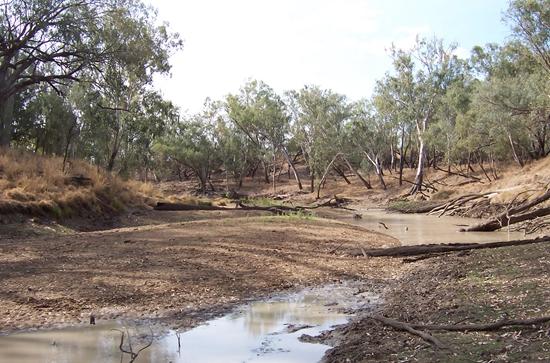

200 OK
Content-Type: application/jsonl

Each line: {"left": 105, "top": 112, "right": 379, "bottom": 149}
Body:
{"left": 321, "top": 241, "right": 550, "bottom": 362}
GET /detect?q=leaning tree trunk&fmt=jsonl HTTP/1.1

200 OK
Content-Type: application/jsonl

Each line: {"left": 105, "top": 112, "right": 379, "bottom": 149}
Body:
{"left": 317, "top": 153, "right": 342, "bottom": 199}
{"left": 281, "top": 148, "right": 302, "bottom": 190}
{"left": 364, "top": 152, "right": 386, "bottom": 190}
{"left": 341, "top": 155, "right": 372, "bottom": 189}
{"left": 507, "top": 132, "right": 524, "bottom": 167}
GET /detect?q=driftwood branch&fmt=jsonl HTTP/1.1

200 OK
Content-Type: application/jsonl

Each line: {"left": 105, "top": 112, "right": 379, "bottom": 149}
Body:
{"left": 356, "top": 235, "right": 550, "bottom": 257}
{"left": 433, "top": 165, "right": 482, "bottom": 182}
{"left": 428, "top": 193, "right": 493, "bottom": 217}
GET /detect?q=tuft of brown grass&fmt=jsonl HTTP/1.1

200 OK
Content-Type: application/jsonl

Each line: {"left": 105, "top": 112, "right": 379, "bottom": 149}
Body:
{"left": 0, "top": 148, "right": 156, "bottom": 219}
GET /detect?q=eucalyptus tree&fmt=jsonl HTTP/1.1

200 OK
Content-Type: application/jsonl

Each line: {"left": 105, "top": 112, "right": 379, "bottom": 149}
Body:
{"left": 381, "top": 37, "right": 460, "bottom": 194}
{"left": 84, "top": 0, "right": 182, "bottom": 171}
{"left": 0, "top": 0, "right": 110, "bottom": 146}
{"left": 373, "top": 82, "right": 415, "bottom": 186}
{"left": 226, "top": 80, "right": 301, "bottom": 191}
{"left": 287, "top": 86, "right": 352, "bottom": 197}
{"left": 506, "top": 0, "right": 550, "bottom": 74}
{"left": 348, "top": 100, "right": 391, "bottom": 189}
{"left": 470, "top": 41, "right": 549, "bottom": 164}
{"left": 153, "top": 111, "right": 219, "bottom": 193}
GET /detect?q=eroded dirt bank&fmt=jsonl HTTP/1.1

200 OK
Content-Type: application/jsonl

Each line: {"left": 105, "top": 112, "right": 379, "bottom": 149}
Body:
{"left": 320, "top": 241, "right": 550, "bottom": 362}
{"left": 0, "top": 213, "right": 400, "bottom": 334}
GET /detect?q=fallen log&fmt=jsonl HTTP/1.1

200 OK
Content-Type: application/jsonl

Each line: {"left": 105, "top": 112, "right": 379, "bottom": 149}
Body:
{"left": 155, "top": 196, "right": 351, "bottom": 214}
{"left": 428, "top": 193, "right": 493, "bottom": 217}
{"left": 410, "top": 316, "right": 550, "bottom": 332}
{"left": 356, "top": 235, "right": 550, "bottom": 257}
{"left": 369, "top": 315, "right": 448, "bottom": 349}
{"left": 154, "top": 202, "right": 232, "bottom": 211}
{"left": 461, "top": 206, "right": 550, "bottom": 232}
{"left": 462, "top": 188, "right": 550, "bottom": 232}
{"left": 155, "top": 201, "right": 304, "bottom": 215}
{"left": 433, "top": 165, "right": 482, "bottom": 182}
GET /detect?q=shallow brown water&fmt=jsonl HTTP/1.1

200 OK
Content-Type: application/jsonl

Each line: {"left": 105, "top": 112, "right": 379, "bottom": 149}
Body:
{"left": 0, "top": 284, "right": 372, "bottom": 363}
{"left": 349, "top": 209, "right": 525, "bottom": 245}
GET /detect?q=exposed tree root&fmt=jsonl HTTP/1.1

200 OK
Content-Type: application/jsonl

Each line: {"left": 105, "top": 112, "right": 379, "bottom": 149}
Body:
{"left": 370, "top": 314, "right": 550, "bottom": 351}
{"left": 369, "top": 315, "right": 448, "bottom": 349}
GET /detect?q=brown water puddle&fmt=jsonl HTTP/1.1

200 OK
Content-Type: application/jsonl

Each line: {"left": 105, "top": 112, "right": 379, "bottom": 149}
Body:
{"left": 349, "top": 209, "right": 525, "bottom": 245}
{"left": 0, "top": 283, "right": 375, "bottom": 363}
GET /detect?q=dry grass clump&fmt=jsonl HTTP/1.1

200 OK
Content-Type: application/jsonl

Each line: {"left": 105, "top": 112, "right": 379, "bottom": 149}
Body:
{"left": 0, "top": 148, "right": 156, "bottom": 219}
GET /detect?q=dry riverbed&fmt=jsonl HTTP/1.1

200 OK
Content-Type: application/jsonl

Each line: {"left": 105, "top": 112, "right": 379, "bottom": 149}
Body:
{"left": 1, "top": 207, "right": 549, "bottom": 363}
{"left": 0, "top": 213, "right": 401, "bottom": 334}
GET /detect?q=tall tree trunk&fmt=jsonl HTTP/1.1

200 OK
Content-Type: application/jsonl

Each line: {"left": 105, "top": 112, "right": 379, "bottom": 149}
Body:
{"left": 508, "top": 132, "right": 524, "bottom": 167}
{"left": 262, "top": 160, "right": 270, "bottom": 183}
{"left": 272, "top": 151, "right": 276, "bottom": 193}
{"left": 317, "top": 153, "right": 341, "bottom": 199}
{"left": 107, "top": 109, "right": 122, "bottom": 172}
{"left": 310, "top": 168, "right": 315, "bottom": 193}
{"left": 62, "top": 117, "right": 77, "bottom": 173}
{"left": 0, "top": 95, "right": 14, "bottom": 147}
{"left": 410, "top": 136, "right": 425, "bottom": 194}
{"left": 389, "top": 142, "right": 395, "bottom": 173}
{"left": 399, "top": 127, "right": 405, "bottom": 186}
{"left": 197, "top": 168, "right": 207, "bottom": 194}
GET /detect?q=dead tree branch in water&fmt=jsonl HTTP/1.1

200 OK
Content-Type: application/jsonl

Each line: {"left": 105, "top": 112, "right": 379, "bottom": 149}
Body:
{"left": 113, "top": 327, "right": 154, "bottom": 363}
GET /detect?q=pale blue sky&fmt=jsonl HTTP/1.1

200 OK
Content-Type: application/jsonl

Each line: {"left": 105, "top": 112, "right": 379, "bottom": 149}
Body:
{"left": 149, "top": 0, "right": 512, "bottom": 113}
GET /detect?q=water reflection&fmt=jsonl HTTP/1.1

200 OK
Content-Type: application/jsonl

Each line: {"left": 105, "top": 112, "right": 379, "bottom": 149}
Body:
{"left": 0, "top": 285, "right": 360, "bottom": 363}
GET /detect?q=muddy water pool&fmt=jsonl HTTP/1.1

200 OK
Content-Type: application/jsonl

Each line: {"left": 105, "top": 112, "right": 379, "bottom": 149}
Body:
{"left": 349, "top": 208, "right": 525, "bottom": 245}
{"left": 0, "top": 283, "right": 375, "bottom": 363}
